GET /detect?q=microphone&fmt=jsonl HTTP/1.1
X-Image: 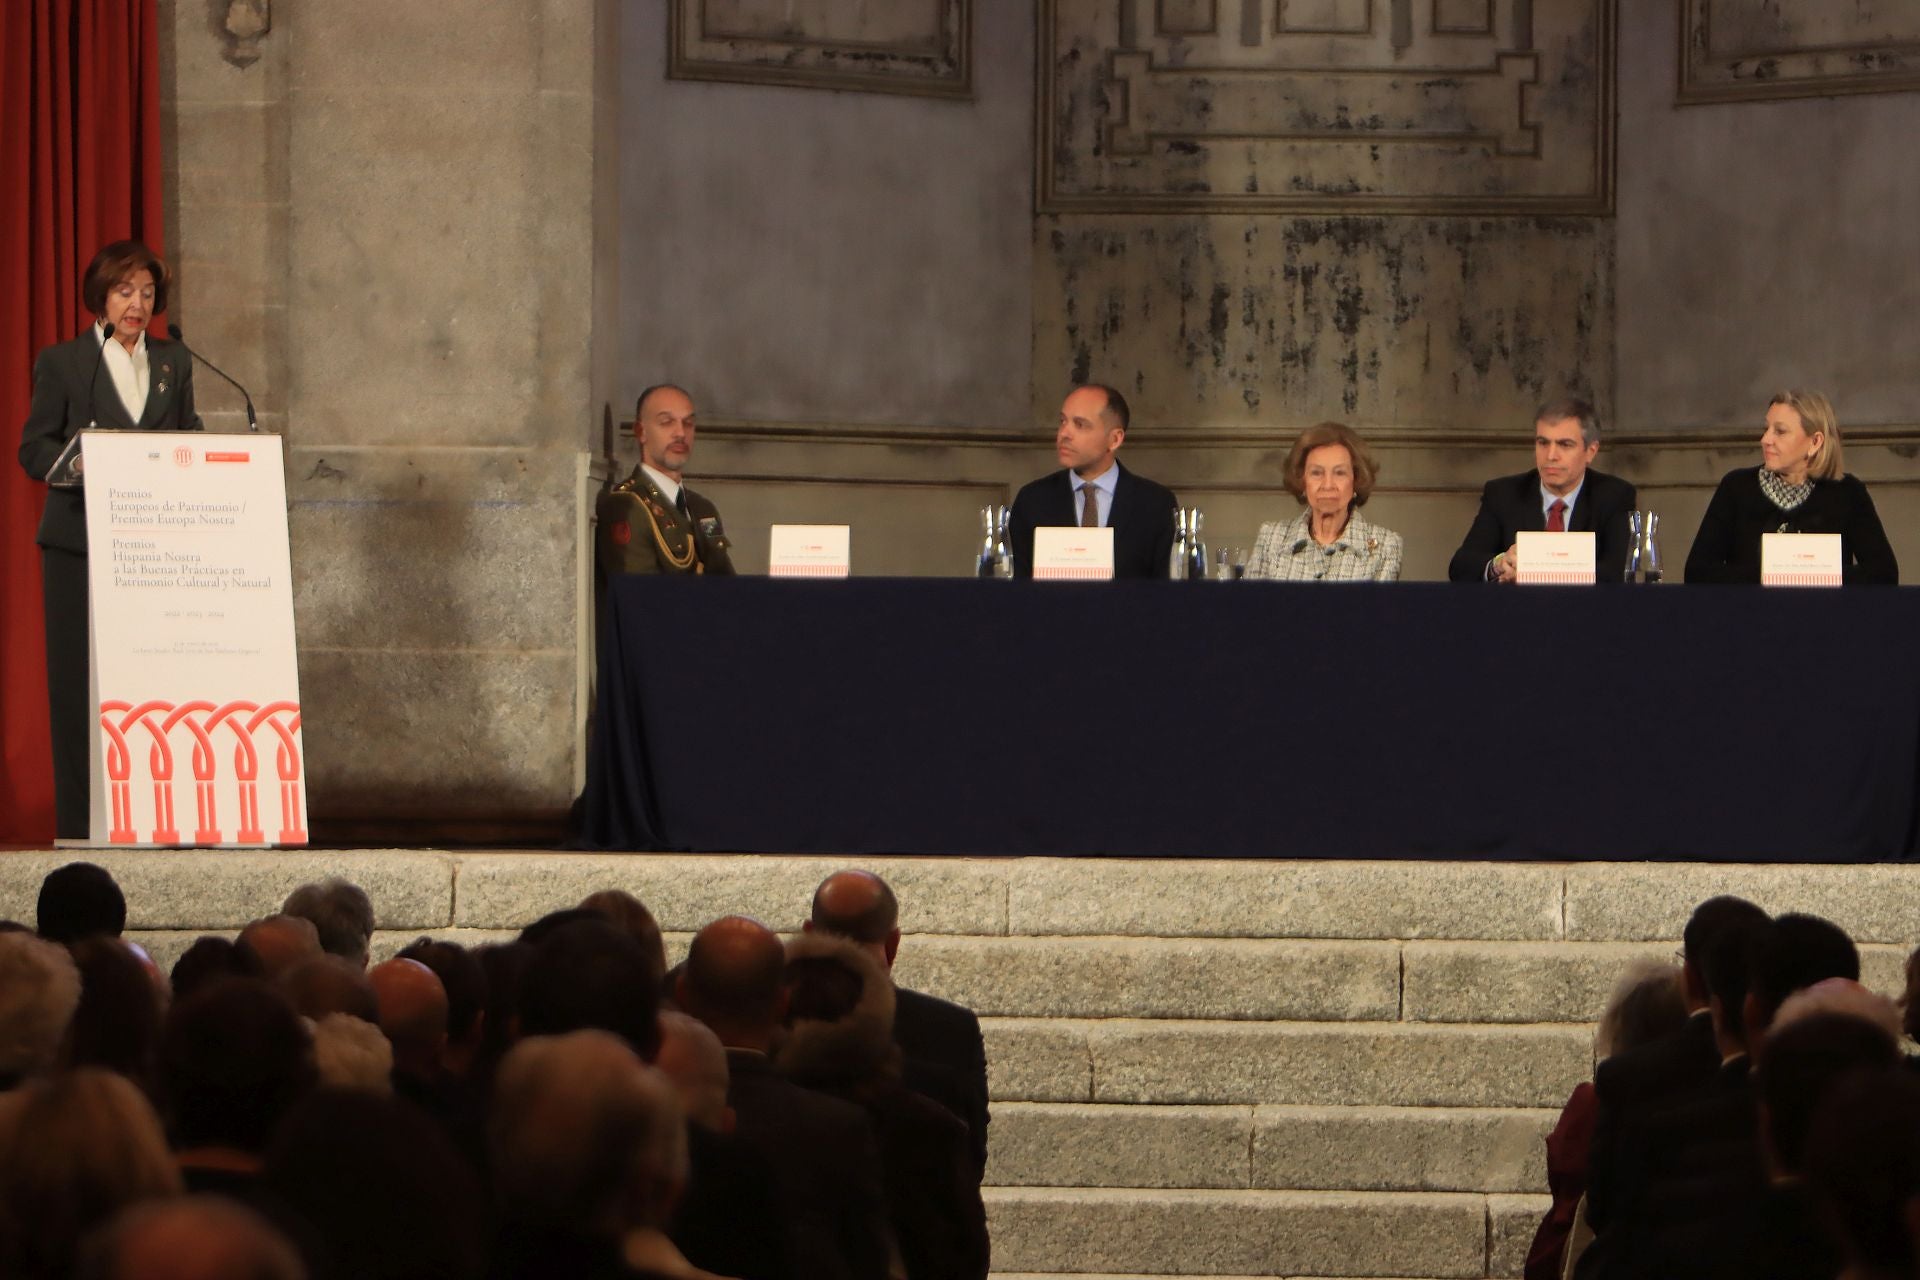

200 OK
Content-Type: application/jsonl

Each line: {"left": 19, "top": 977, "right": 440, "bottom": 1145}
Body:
{"left": 168, "top": 323, "right": 259, "bottom": 432}
{"left": 84, "top": 322, "right": 115, "bottom": 429}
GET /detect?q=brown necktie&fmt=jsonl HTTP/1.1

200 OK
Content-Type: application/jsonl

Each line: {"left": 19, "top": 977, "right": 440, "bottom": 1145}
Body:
{"left": 1080, "top": 485, "right": 1099, "bottom": 528}
{"left": 1546, "top": 499, "right": 1567, "bottom": 532}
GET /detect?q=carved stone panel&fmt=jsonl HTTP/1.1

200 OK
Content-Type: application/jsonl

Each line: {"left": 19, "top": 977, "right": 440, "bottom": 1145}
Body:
{"left": 1040, "top": 0, "right": 1614, "bottom": 214}
{"left": 1679, "top": 0, "right": 1920, "bottom": 104}
{"left": 669, "top": 0, "right": 971, "bottom": 98}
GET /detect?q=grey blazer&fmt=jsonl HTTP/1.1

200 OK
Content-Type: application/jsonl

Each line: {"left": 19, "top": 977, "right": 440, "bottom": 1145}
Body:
{"left": 17, "top": 329, "right": 203, "bottom": 553}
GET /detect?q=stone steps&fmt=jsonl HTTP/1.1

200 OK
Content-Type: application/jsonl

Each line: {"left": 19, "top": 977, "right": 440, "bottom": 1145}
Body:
{"left": 983, "top": 1188, "right": 1550, "bottom": 1279}
{"left": 7, "top": 850, "right": 1917, "bottom": 1280}
{"left": 987, "top": 1103, "right": 1554, "bottom": 1194}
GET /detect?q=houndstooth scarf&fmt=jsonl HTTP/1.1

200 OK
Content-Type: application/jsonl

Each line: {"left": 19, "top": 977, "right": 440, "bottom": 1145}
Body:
{"left": 1758, "top": 467, "right": 1814, "bottom": 513}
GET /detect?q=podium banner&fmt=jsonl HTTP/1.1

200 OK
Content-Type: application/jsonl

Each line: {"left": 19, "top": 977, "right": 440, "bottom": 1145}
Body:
{"left": 82, "top": 432, "right": 307, "bottom": 846}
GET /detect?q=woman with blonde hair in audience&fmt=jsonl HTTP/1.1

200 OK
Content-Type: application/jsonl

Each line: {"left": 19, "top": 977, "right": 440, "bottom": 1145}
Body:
{"left": 1524, "top": 960, "right": 1688, "bottom": 1280}
{"left": 1245, "top": 421, "right": 1403, "bottom": 582}
{"left": 0, "top": 1068, "right": 182, "bottom": 1279}
{"left": 1685, "top": 390, "right": 1897, "bottom": 584}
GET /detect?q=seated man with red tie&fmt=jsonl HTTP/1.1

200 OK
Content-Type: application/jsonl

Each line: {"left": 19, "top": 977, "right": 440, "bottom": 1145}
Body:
{"left": 1447, "top": 396, "right": 1638, "bottom": 584}
{"left": 1007, "top": 382, "right": 1178, "bottom": 579}
{"left": 596, "top": 383, "right": 735, "bottom": 577}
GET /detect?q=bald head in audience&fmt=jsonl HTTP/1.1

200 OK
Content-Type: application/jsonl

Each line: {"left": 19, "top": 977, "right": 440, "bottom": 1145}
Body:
{"left": 236, "top": 916, "right": 321, "bottom": 982}
{"left": 808, "top": 870, "right": 901, "bottom": 970}
{"left": 369, "top": 958, "right": 448, "bottom": 1081}
{"left": 82, "top": 1197, "right": 305, "bottom": 1280}
{"left": 676, "top": 916, "right": 787, "bottom": 1052}
{"left": 279, "top": 955, "right": 378, "bottom": 1024}
{"left": 654, "top": 1010, "right": 732, "bottom": 1133}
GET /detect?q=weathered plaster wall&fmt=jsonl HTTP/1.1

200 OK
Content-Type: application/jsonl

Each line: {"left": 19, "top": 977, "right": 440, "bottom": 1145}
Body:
{"left": 1616, "top": 0, "right": 1920, "bottom": 429}
{"left": 1033, "top": 0, "right": 1617, "bottom": 432}
{"left": 616, "top": 1, "right": 1034, "bottom": 431}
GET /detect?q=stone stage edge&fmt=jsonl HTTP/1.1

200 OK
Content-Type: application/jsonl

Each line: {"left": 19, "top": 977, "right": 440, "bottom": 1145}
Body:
{"left": 6, "top": 849, "right": 1916, "bottom": 1280}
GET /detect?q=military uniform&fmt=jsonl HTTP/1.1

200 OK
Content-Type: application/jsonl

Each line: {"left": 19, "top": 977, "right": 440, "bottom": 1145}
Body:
{"left": 595, "top": 465, "right": 735, "bottom": 576}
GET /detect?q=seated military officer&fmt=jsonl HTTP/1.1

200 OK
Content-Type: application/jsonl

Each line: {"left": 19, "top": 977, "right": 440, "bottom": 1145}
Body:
{"left": 597, "top": 383, "right": 735, "bottom": 576}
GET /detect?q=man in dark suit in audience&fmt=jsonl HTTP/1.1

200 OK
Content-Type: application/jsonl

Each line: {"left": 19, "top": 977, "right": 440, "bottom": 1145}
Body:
{"left": 1008, "top": 383, "right": 1177, "bottom": 579}
{"left": 1448, "top": 397, "right": 1638, "bottom": 583}
{"left": 677, "top": 915, "right": 892, "bottom": 1280}
{"left": 806, "top": 870, "right": 991, "bottom": 1181}
{"left": 1577, "top": 895, "right": 1768, "bottom": 1275}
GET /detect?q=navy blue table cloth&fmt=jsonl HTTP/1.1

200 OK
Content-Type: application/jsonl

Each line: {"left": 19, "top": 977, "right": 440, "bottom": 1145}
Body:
{"left": 579, "top": 578, "right": 1920, "bottom": 861}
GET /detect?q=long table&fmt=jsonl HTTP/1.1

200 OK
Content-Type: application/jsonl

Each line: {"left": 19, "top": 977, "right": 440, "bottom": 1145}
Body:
{"left": 578, "top": 578, "right": 1920, "bottom": 862}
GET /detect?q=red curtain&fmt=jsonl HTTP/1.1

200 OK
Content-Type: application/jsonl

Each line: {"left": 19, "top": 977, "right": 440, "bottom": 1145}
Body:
{"left": 0, "top": 0, "right": 164, "bottom": 843}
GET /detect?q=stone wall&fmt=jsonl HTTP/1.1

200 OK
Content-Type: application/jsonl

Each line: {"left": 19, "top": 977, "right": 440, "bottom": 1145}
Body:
{"left": 163, "top": 0, "right": 618, "bottom": 833}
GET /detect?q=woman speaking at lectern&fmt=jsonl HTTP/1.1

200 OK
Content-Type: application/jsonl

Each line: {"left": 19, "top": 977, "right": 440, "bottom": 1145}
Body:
{"left": 16, "top": 240, "right": 202, "bottom": 839}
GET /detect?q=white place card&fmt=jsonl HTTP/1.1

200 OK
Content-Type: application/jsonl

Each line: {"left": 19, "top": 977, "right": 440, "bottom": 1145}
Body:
{"left": 768, "top": 524, "right": 850, "bottom": 578}
{"left": 1761, "top": 532, "right": 1842, "bottom": 587}
{"left": 1514, "top": 531, "right": 1597, "bottom": 585}
{"left": 1032, "top": 526, "right": 1114, "bottom": 580}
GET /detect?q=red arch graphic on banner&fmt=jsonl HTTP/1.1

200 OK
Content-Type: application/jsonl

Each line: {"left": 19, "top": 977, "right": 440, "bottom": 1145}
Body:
{"left": 97, "top": 698, "right": 304, "bottom": 845}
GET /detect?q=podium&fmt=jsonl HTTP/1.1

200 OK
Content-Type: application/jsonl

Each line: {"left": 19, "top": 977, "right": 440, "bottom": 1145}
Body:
{"left": 78, "top": 431, "right": 308, "bottom": 846}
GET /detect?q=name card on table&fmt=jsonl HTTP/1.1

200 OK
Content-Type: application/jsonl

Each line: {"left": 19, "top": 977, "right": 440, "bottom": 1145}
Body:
{"left": 1761, "top": 533, "right": 1843, "bottom": 587}
{"left": 1032, "top": 527, "right": 1114, "bottom": 580}
{"left": 1514, "top": 531, "right": 1597, "bottom": 585}
{"left": 768, "top": 524, "right": 850, "bottom": 578}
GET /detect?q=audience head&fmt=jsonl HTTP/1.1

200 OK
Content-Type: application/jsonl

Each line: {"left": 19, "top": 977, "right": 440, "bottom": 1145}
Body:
{"left": 278, "top": 954, "right": 379, "bottom": 1023}
{"left": 1757, "top": 1010, "right": 1899, "bottom": 1178}
{"left": 169, "top": 937, "right": 263, "bottom": 1004}
{"left": 577, "top": 889, "right": 668, "bottom": 992}
{"left": 0, "top": 1068, "right": 182, "bottom": 1280}
{"left": 396, "top": 938, "right": 487, "bottom": 1071}
{"left": 1745, "top": 912, "right": 1861, "bottom": 1044}
{"left": 518, "top": 918, "right": 661, "bottom": 1060}
{"left": 654, "top": 1010, "right": 733, "bottom": 1133}
{"left": 308, "top": 1014, "right": 392, "bottom": 1094}
{"left": 65, "top": 936, "right": 167, "bottom": 1085}
{"left": 368, "top": 957, "right": 448, "bottom": 1077}
{"left": 80, "top": 1196, "right": 305, "bottom": 1280}
{"left": 1766, "top": 389, "right": 1844, "bottom": 483}
{"left": 235, "top": 916, "right": 321, "bottom": 981}
{"left": 474, "top": 942, "right": 533, "bottom": 1075}
{"left": 1593, "top": 960, "right": 1687, "bottom": 1062}
{"left": 0, "top": 930, "right": 82, "bottom": 1088}
{"left": 1680, "top": 894, "right": 1769, "bottom": 1009}
{"left": 678, "top": 916, "right": 787, "bottom": 1050}
{"left": 1774, "top": 979, "right": 1902, "bottom": 1043}
{"left": 1702, "top": 909, "right": 1773, "bottom": 1054}
{"left": 777, "top": 932, "right": 899, "bottom": 1085}
{"left": 808, "top": 870, "right": 901, "bottom": 968}
{"left": 280, "top": 879, "right": 374, "bottom": 970}
{"left": 159, "top": 978, "right": 315, "bottom": 1154}
{"left": 1804, "top": 1068, "right": 1920, "bottom": 1279}
{"left": 266, "top": 1089, "right": 483, "bottom": 1280}
{"left": 37, "top": 862, "right": 127, "bottom": 945}
{"left": 491, "top": 1031, "right": 688, "bottom": 1239}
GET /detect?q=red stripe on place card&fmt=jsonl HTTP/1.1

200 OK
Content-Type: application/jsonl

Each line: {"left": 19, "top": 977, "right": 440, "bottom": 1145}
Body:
{"left": 205, "top": 452, "right": 250, "bottom": 463}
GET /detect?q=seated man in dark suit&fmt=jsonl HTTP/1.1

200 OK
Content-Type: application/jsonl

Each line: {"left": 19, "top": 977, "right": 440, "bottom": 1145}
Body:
{"left": 806, "top": 870, "right": 990, "bottom": 1181}
{"left": 1448, "top": 396, "right": 1638, "bottom": 583}
{"left": 1008, "top": 383, "right": 1177, "bottom": 579}
{"left": 677, "top": 916, "right": 892, "bottom": 1280}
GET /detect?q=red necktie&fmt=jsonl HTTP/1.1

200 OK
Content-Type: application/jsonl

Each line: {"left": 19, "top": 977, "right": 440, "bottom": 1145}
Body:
{"left": 1547, "top": 499, "right": 1567, "bottom": 533}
